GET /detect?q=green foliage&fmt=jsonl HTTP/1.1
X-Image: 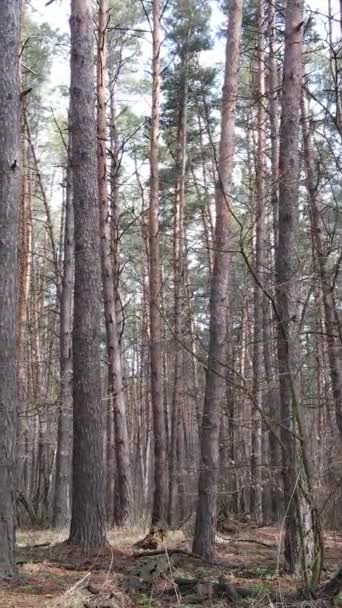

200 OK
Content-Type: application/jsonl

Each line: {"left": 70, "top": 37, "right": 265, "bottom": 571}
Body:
{"left": 253, "top": 566, "right": 275, "bottom": 579}
{"left": 107, "top": 0, "right": 144, "bottom": 89}
{"left": 135, "top": 595, "right": 160, "bottom": 608}
{"left": 165, "top": 0, "right": 212, "bottom": 55}
{"left": 252, "top": 581, "right": 274, "bottom": 595}
{"left": 22, "top": 16, "right": 66, "bottom": 116}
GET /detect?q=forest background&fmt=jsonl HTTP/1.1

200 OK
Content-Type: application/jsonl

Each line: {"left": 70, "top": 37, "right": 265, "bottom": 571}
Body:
{"left": 1, "top": 0, "right": 342, "bottom": 600}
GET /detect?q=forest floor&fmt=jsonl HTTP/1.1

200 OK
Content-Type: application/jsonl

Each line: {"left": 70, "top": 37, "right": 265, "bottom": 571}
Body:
{"left": 0, "top": 525, "right": 341, "bottom": 608}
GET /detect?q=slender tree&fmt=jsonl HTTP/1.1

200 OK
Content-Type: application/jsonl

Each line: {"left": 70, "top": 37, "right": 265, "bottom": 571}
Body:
{"left": 168, "top": 44, "right": 189, "bottom": 528}
{"left": 250, "top": 0, "right": 266, "bottom": 524}
{"left": 0, "top": 0, "right": 21, "bottom": 577}
{"left": 275, "top": 0, "right": 304, "bottom": 571}
{"left": 68, "top": 0, "right": 107, "bottom": 548}
{"left": 164, "top": 0, "right": 212, "bottom": 527}
{"left": 192, "top": 0, "right": 243, "bottom": 560}
{"left": 302, "top": 93, "right": 342, "bottom": 440}
{"left": 275, "top": 0, "right": 303, "bottom": 573}
{"left": 17, "top": 117, "right": 32, "bottom": 497}
{"left": 148, "top": 0, "right": 167, "bottom": 525}
{"left": 97, "top": 0, "right": 132, "bottom": 525}
{"left": 264, "top": 0, "right": 281, "bottom": 521}
{"left": 53, "top": 144, "right": 74, "bottom": 528}
{"left": 275, "top": 0, "right": 323, "bottom": 584}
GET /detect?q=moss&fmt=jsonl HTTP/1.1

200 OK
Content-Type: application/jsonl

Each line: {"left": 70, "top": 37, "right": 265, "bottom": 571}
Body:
{"left": 249, "top": 581, "right": 274, "bottom": 595}
{"left": 254, "top": 566, "right": 275, "bottom": 578}
{"left": 135, "top": 593, "right": 160, "bottom": 608}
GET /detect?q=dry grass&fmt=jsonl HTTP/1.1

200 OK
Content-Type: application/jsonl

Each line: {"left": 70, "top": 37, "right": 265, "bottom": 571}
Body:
{"left": 17, "top": 528, "right": 68, "bottom": 547}
{"left": 44, "top": 589, "right": 86, "bottom": 608}
{"left": 108, "top": 526, "right": 147, "bottom": 551}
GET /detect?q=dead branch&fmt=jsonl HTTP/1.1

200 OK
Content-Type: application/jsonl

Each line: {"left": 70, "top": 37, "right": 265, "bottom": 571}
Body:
{"left": 132, "top": 548, "right": 206, "bottom": 560}
{"left": 217, "top": 534, "right": 274, "bottom": 549}
{"left": 173, "top": 577, "right": 260, "bottom": 601}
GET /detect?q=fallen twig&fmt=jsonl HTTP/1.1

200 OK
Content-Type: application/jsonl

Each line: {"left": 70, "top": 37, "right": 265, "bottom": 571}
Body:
{"left": 217, "top": 534, "right": 274, "bottom": 549}
{"left": 132, "top": 548, "right": 202, "bottom": 559}
{"left": 173, "top": 577, "right": 261, "bottom": 601}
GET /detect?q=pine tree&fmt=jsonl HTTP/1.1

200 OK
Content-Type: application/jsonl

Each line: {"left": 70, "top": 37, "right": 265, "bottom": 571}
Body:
{"left": 161, "top": 0, "right": 213, "bottom": 528}
{"left": 192, "top": 0, "right": 243, "bottom": 560}
{"left": 97, "top": 0, "right": 133, "bottom": 526}
{"left": 0, "top": 0, "right": 21, "bottom": 577}
{"left": 68, "top": 0, "right": 107, "bottom": 549}
{"left": 149, "top": 0, "right": 168, "bottom": 525}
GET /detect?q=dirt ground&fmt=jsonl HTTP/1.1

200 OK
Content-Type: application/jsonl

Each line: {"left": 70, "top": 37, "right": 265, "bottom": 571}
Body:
{"left": 0, "top": 526, "right": 341, "bottom": 608}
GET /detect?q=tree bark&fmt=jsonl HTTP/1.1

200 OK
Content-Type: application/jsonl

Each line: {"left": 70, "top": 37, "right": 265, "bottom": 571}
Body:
{"left": 68, "top": 0, "right": 107, "bottom": 549}
{"left": 275, "top": 0, "right": 323, "bottom": 584}
{"left": 0, "top": 0, "right": 21, "bottom": 577}
{"left": 267, "top": 0, "right": 279, "bottom": 255}
{"left": 16, "top": 122, "right": 32, "bottom": 497}
{"left": 53, "top": 156, "right": 74, "bottom": 528}
{"left": 302, "top": 93, "right": 342, "bottom": 440}
{"left": 149, "top": 0, "right": 167, "bottom": 525}
{"left": 97, "top": 0, "right": 132, "bottom": 526}
{"left": 275, "top": 0, "right": 304, "bottom": 573}
{"left": 108, "top": 88, "right": 123, "bottom": 341}
{"left": 265, "top": 0, "right": 281, "bottom": 521}
{"left": 168, "top": 51, "right": 189, "bottom": 527}
{"left": 192, "top": 0, "right": 242, "bottom": 560}
{"left": 250, "top": 0, "right": 266, "bottom": 524}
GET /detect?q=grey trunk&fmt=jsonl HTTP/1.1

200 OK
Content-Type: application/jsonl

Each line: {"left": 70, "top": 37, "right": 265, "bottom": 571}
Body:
{"left": 97, "top": 0, "right": 132, "bottom": 526}
{"left": 149, "top": 0, "right": 167, "bottom": 525}
{"left": 0, "top": 0, "right": 21, "bottom": 577}
{"left": 68, "top": 0, "right": 106, "bottom": 548}
{"left": 250, "top": 0, "right": 266, "bottom": 524}
{"left": 192, "top": 0, "right": 243, "bottom": 560}
{"left": 53, "top": 157, "right": 74, "bottom": 528}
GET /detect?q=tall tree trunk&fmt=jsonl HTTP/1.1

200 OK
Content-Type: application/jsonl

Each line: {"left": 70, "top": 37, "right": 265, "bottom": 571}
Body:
{"left": 192, "top": 0, "right": 243, "bottom": 560}
{"left": 53, "top": 157, "right": 74, "bottom": 528}
{"left": 68, "top": 0, "right": 107, "bottom": 549}
{"left": 0, "top": 0, "right": 21, "bottom": 577}
{"left": 108, "top": 86, "right": 123, "bottom": 339}
{"left": 275, "top": 0, "right": 323, "bottom": 585}
{"left": 168, "top": 52, "right": 189, "bottom": 527}
{"left": 149, "top": 0, "right": 167, "bottom": 525}
{"left": 17, "top": 124, "right": 32, "bottom": 496}
{"left": 184, "top": 260, "right": 201, "bottom": 429}
{"left": 160, "top": 264, "right": 171, "bottom": 454}
{"left": 267, "top": 0, "right": 279, "bottom": 254}
{"left": 265, "top": 0, "right": 281, "bottom": 521}
{"left": 263, "top": 291, "right": 280, "bottom": 521}
{"left": 107, "top": 61, "right": 120, "bottom": 527}
{"left": 275, "top": 0, "right": 303, "bottom": 573}
{"left": 276, "top": 0, "right": 302, "bottom": 574}
{"left": 106, "top": 403, "right": 115, "bottom": 526}
{"left": 250, "top": 0, "right": 266, "bottom": 524}
{"left": 97, "top": 0, "right": 132, "bottom": 525}
{"left": 302, "top": 93, "right": 342, "bottom": 440}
